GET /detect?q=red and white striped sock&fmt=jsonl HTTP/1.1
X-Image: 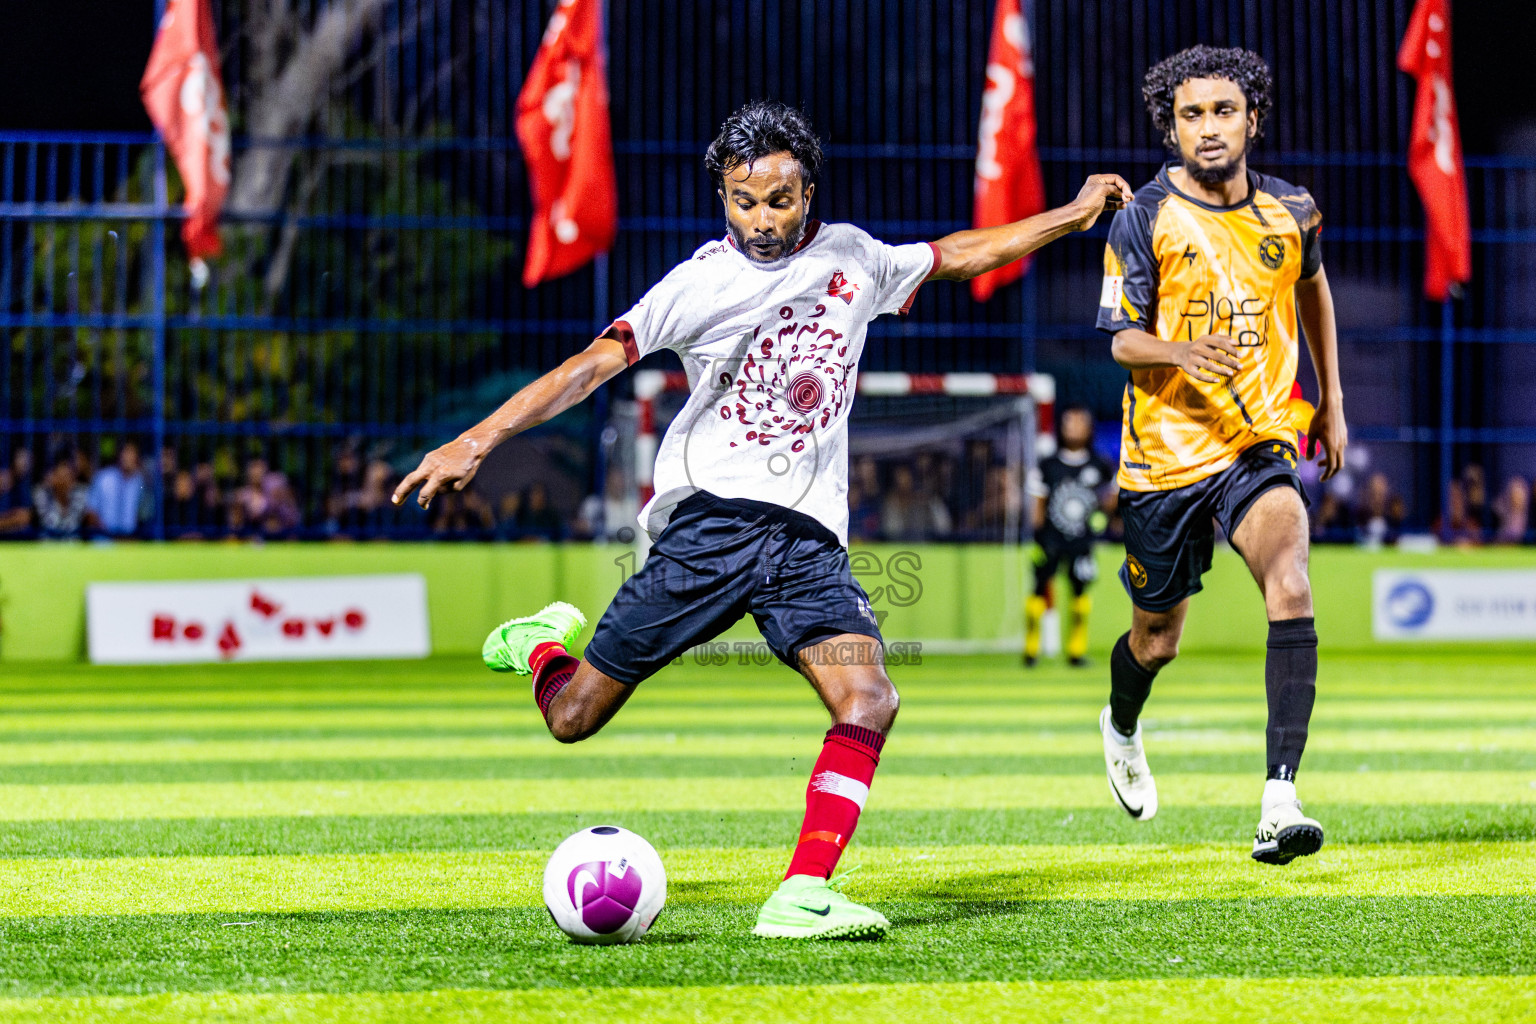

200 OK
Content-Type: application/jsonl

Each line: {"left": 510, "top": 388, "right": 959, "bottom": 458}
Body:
{"left": 785, "top": 723, "right": 885, "bottom": 879}
{"left": 529, "top": 641, "right": 579, "bottom": 721}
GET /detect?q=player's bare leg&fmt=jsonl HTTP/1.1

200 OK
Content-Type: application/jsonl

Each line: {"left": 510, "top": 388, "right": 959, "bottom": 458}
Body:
{"left": 1127, "top": 600, "right": 1188, "bottom": 671}
{"left": 755, "top": 633, "right": 896, "bottom": 940}
{"left": 798, "top": 633, "right": 901, "bottom": 733}
{"left": 542, "top": 664, "right": 636, "bottom": 743}
{"left": 1232, "top": 485, "right": 1324, "bottom": 864}
{"left": 1232, "top": 485, "right": 1314, "bottom": 620}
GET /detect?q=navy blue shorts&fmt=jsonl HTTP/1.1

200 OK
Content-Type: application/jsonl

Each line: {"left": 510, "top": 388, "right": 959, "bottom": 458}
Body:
{"left": 583, "top": 491, "right": 884, "bottom": 686}
{"left": 1118, "top": 440, "right": 1307, "bottom": 612}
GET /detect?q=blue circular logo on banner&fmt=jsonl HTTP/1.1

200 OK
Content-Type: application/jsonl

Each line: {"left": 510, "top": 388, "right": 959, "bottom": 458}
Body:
{"left": 1385, "top": 580, "right": 1435, "bottom": 629}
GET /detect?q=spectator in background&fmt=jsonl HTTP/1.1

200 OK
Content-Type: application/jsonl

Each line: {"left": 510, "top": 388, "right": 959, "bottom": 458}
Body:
{"left": 232, "top": 457, "right": 273, "bottom": 527}
{"left": 517, "top": 481, "right": 564, "bottom": 541}
{"left": 976, "top": 464, "right": 1022, "bottom": 541}
{"left": 351, "top": 459, "right": 400, "bottom": 535}
{"left": 72, "top": 447, "right": 96, "bottom": 491}
{"left": 193, "top": 461, "right": 225, "bottom": 533}
{"left": 923, "top": 452, "right": 955, "bottom": 538}
{"left": 260, "top": 477, "right": 302, "bottom": 537}
{"left": 496, "top": 491, "right": 523, "bottom": 540}
{"left": 164, "top": 469, "right": 206, "bottom": 539}
{"left": 913, "top": 451, "right": 953, "bottom": 536}
{"left": 88, "top": 440, "right": 148, "bottom": 537}
{"left": 323, "top": 447, "right": 365, "bottom": 535}
{"left": 232, "top": 457, "right": 301, "bottom": 536}
{"left": 225, "top": 499, "right": 251, "bottom": 537}
{"left": 1310, "top": 491, "right": 1352, "bottom": 543}
{"left": 429, "top": 487, "right": 496, "bottom": 537}
{"left": 1462, "top": 464, "right": 1495, "bottom": 536}
{"left": 158, "top": 445, "right": 178, "bottom": 507}
{"left": 1435, "top": 478, "right": 1483, "bottom": 546}
{"left": 11, "top": 449, "right": 35, "bottom": 495}
{"left": 846, "top": 476, "right": 873, "bottom": 544}
{"left": 953, "top": 440, "right": 993, "bottom": 537}
{"left": 0, "top": 465, "right": 34, "bottom": 535}
{"left": 847, "top": 457, "right": 882, "bottom": 542}
{"left": 574, "top": 465, "right": 639, "bottom": 542}
{"left": 1354, "top": 472, "right": 1403, "bottom": 547}
{"left": 33, "top": 458, "right": 98, "bottom": 539}
{"left": 881, "top": 463, "right": 951, "bottom": 541}
{"left": 1494, "top": 476, "right": 1530, "bottom": 545}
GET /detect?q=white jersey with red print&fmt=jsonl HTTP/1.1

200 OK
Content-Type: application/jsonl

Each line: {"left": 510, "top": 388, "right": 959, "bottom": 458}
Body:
{"left": 609, "top": 220, "right": 939, "bottom": 545}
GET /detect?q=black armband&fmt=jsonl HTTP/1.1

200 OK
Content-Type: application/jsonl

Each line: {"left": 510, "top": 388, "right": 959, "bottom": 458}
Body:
{"left": 1300, "top": 224, "right": 1323, "bottom": 279}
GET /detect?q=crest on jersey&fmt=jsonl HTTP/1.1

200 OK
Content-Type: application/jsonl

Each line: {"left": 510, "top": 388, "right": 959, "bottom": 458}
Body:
{"left": 1258, "top": 235, "right": 1286, "bottom": 270}
{"left": 826, "top": 270, "right": 860, "bottom": 304}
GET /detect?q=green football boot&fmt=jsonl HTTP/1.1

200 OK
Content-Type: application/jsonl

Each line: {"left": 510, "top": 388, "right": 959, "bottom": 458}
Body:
{"left": 752, "top": 872, "right": 889, "bottom": 940}
{"left": 481, "top": 601, "right": 587, "bottom": 674}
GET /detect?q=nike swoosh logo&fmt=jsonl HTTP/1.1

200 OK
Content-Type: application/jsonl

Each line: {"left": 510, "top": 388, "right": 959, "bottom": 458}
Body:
{"left": 1107, "top": 771, "right": 1145, "bottom": 819}
{"left": 798, "top": 904, "right": 832, "bottom": 916}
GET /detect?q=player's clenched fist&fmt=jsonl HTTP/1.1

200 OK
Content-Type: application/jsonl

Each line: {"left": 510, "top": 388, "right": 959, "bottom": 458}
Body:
{"left": 391, "top": 435, "right": 490, "bottom": 509}
{"left": 1067, "top": 173, "right": 1135, "bottom": 231}
{"left": 1173, "top": 334, "right": 1244, "bottom": 384}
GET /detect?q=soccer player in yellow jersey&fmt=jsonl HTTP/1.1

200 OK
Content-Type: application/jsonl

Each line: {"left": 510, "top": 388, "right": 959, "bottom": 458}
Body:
{"left": 1093, "top": 46, "right": 1348, "bottom": 865}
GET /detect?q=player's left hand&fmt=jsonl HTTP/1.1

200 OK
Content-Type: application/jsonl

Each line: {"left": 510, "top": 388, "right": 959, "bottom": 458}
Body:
{"left": 1068, "top": 174, "right": 1134, "bottom": 231}
{"left": 1307, "top": 399, "right": 1349, "bottom": 480}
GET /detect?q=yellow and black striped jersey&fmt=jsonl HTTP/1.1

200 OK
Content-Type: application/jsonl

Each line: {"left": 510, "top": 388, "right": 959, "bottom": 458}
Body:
{"left": 1096, "top": 165, "right": 1323, "bottom": 491}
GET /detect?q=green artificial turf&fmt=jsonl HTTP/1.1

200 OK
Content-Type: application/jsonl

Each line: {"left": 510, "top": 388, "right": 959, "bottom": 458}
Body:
{"left": 0, "top": 747, "right": 1531, "bottom": 785}
{"left": 3, "top": 803, "right": 1534, "bottom": 859}
{"left": 3, "top": 896, "right": 1533, "bottom": 996}
{"left": 0, "top": 651, "right": 1530, "bottom": 1022}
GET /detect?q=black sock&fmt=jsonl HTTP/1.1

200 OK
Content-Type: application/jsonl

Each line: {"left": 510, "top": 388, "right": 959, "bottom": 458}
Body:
{"left": 1265, "top": 617, "right": 1318, "bottom": 781}
{"left": 1109, "top": 632, "right": 1158, "bottom": 736}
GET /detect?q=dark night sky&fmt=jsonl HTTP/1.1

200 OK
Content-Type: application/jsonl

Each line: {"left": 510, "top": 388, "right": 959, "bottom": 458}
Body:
{"left": 0, "top": 1, "right": 1532, "bottom": 151}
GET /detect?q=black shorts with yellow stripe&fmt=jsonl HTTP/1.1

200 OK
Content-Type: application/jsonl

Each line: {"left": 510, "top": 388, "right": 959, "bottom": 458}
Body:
{"left": 1118, "top": 441, "right": 1306, "bottom": 612}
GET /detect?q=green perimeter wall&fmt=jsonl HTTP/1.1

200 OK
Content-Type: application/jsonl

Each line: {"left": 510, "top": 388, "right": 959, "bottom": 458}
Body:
{"left": 4, "top": 541, "right": 1536, "bottom": 663}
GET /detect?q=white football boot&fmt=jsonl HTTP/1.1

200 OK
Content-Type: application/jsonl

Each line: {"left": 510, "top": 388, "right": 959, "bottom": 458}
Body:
{"left": 1099, "top": 705, "right": 1158, "bottom": 820}
{"left": 1251, "top": 780, "right": 1324, "bottom": 865}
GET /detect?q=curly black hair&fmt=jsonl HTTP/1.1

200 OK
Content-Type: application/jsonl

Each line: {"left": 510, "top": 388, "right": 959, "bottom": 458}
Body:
{"left": 704, "top": 100, "right": 823, "bottom": 191}
{"left": 1143, "top": 45, "right": 1273, "bottom": 148}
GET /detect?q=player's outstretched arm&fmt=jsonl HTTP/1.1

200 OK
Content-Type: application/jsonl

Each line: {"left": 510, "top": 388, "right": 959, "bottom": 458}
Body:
{"left": 392, "top": 336, "right": 630, "bottom": 509}
{"left": 928, "top": 174, "right": 1133, "bottom": 281}
{"left": 1296, "top": 266, "right": 1348, "bottom": 480}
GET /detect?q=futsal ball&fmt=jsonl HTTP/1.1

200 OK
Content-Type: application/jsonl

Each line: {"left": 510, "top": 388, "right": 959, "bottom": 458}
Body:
{"left": 542, "top": 825, "right": 667, "bottom": 944}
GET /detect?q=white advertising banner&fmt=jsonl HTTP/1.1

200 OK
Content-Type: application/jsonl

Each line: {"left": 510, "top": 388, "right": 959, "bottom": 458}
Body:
{"left": 87, "top": 574, "right": 431, "bottom": 664}
{"left": 1373, "top": 569, "right": 1536, "bottom": 641}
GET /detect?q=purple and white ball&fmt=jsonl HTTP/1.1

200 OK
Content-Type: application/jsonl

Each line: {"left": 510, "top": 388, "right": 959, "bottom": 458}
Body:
{"left": 542, "top": 826, "right": 667, "bottom": 944}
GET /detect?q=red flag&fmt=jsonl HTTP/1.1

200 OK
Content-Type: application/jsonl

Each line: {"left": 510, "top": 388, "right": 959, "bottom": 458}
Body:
{"left": 970, "top": 0, "right": 1047, "bottom": 303}
{"left": 516, "top": 0, "right": 618, "bottom": 287}
{"left": 1398, "top": 0, "right": 1471, "bottom": 301}
{"left": 140, "top": 0, "right": 230, "bottom": 262}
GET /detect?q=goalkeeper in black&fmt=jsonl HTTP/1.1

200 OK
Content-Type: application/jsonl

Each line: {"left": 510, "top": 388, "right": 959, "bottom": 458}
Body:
{"left": 1024, "top": 405, "right": 1115, "bottom": 667}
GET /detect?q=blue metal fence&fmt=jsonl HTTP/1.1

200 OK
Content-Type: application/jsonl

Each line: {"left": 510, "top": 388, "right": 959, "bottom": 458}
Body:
{"left": 1, "top": 0, "right": 1533, "bottom": 542}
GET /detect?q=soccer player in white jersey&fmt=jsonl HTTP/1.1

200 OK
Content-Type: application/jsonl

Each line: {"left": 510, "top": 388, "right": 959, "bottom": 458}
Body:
{"left": 393, "top": 101, "right": 1129, "bottom": 939}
